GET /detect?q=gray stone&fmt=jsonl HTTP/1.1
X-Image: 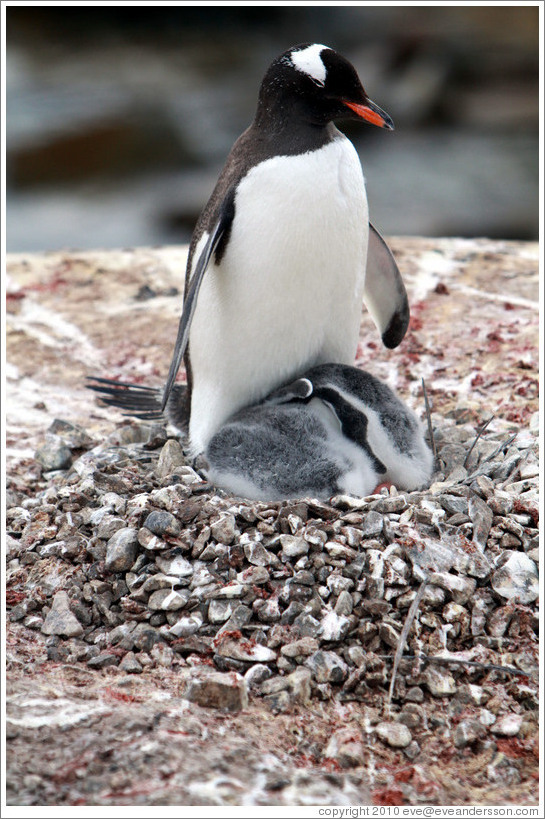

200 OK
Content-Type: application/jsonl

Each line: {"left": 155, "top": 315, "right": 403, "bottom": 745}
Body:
{"left": 215, "top": 638, "right": 276, "bottom": 664}
{"left": 375, "top": 722, "right": 412, "bottom": 749}
{"left": 255, "top": 597, "right": 281, "bottom": 623}
{"left": 318, "top": 610, "right": 352, "bottom": 641}
{"left": 41, "top": 591, "right": 83, "bottom": 637}
{"left": 87, "top": 651, "right": 120, "bottom": 669}
{"left": 360, "top": 511, "right": 384, "bottom": 538}
{"left": 334, "top": 590, "right": 354, "bottom": 616}
{"left": 491, "top": 551, "right": 539, "bottom": 604}
{"left": 167, "top": 612, "right": 203, "bottom": 638}
{"left": 243, "top": 540, "right": 278, "bottom": 566}
{"left": 429, "top": 571, "right": 476, "bottom": 605}
{"left": 105, "top": 527, "right": 138, "bottom": 572}
{"left": 404, "top": 740, "right": 421, "bottom": 760}
{"left": 184, "top": 670, "right": 248, "bottom": 712}
{"left": 327, "top": 573, "right": 354, "bottom": 594}
{"left": 143, "top": 510, "right": 181, "bottom": 538}
{"left": 468, "top": 495, "right": 493, "bottom": 551}
{"left": 208, "top": 598, "right": 238, "bottom": 623}
{"left": 424, "top": 666, "right": 456, "bottom": 697}
{"left": 280, "top": 637, "right": 319, "bottom": 659}
{"left": 47, "top": 419, "right": 94, "bottom": 450}
{"left": 244, "top": 663, "right": 273, "bottom": 690}
{"left": 35, "top": 440, "right": 73, "bottom": 471}
{"left": 211, "top": 514, "right": 236, "bottom": 545}
{"left": 96, "top": 515, "right": 126, "bottom": 540}
{"left": 325, "top": 727, "right": 365, "bottom": 767}
{"left": 236, "top": 566, "right": 270, "bottom": 585}
{"left": 453, "top": 719, "right": 486, "bottom": 748}
{"left": 280, "top": 535, "right": 309, "bottom": 559}
{"left": 148, "top": 587, "right": 190, "bottom": 611}
{"left": 218, "top": 605, "right": 253, "bottom": 633}
{"left": 490, "top": 714, "right": 523, "bottom": 737}
{"left": 155, "top": 552, "right": 193, "bottom": 577}
{"left": 292, "top": 612, "right": 321, "bottom": 637}
{"left": 137, "top": 527, "right": 168, "bottom": 551}
{"left": 305, "top": 650, "right": 348, "bottom": 684}
{"left": 286, "top": 667, "right": 312, "bottom": 705}
{"left": 155, "top": 439, "right": 186, "bottom": 478}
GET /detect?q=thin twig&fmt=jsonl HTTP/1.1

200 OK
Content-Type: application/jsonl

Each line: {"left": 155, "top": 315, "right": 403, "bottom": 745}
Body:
{"left": 464, "top": 430, "right": 519, "bottom": 484}
{"left": 421, "top": 379, "right": 437, "bottom": 464}
{"left": 463, "top": 415, "right": 495, "bottom": 468}
{"left": 379, "top": 652, "right": 531, "bottom": 679}
{"left": 386, "top": 576, "right": 429, "bottom": 713}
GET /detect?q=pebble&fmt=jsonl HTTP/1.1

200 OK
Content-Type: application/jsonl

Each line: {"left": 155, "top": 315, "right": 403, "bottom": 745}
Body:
{"left": 208, "top": 598, "right": 238, "bottom": 623}
{"left": 41, "top": 591, "right": 83, "bottom": 637}
{"left": 236, "top": 566, "right": 270, "bottom": 585}
{"left": 143, "top": 510, "right": 181, "bottom": 538}
{"left": 453, "top": 719, "right": 487, "bottom": 748}
{"left": 325, "top": 727, "right": 365, "bottom": 767}
{"left": 375, "top": 722, "right": 412, "bottom": 749}
{"left": 137, "top": 527, "right": 168, "bottom": 551}
{"left": 491, "top": 551, "right": 539, "bottom": 604}
{"left": 280, "top": 637, "right": 319, "bottom": 659}
{"left": 211, "top": 514, "right": 236, "bottom": 545}
{"left": 184, "top": 670, "right": 248, "bottom": 712}
{"left": 280, "top": 535, "right": 309, "bottom": 559}
{"left": 360, "top": 511, "right": 384, "bottom": 538}
{"left": 215, "top": 638, "right": 276, "bottom": 664}
{"left": 424, "top": 667, "right": 457, "bottom": 697}
{"left": 285, "top": 667, "right": 312, "bottom": 705}
{"left": 155, "top": 439, "right": 186, "bottom": 478}
{"left": 105, "top": 527, "right": 138, "bottom": 572}
{"left": 491, "top": 714, "right": 523, "bottom": 737}
{"left": 155, "top": 552, "right": 193, "bottom": 577}
{"left": 305, "top": 650, "right": 348, "bottom": 684}
{"left": 429, "top": 571, "right": 476, "bottom": 605}
{"left": 147, "top": 588, "right": 190, "bottom": 611}
{"left": 243, "top": 541, "right": 278, "bottom": 566}
{"left": 35, "top": 440, "right": 73, "bottom": 472}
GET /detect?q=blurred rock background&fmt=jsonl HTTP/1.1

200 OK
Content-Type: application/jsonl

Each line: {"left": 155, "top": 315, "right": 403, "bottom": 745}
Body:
{"left": 6, "top": 5, "right": 539, "bottom": 252}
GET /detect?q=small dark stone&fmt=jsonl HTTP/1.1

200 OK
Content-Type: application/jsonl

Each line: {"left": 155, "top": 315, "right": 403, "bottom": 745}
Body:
{"left": 144, "top": 510, "right": 182, "bottom": 538}
{"left": 87, "top": 651, "right": 120, "bottom": 669}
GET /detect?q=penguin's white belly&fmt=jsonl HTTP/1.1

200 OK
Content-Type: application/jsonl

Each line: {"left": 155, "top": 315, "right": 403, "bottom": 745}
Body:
{"left": 189, "top": 136, "right": 368, "bottom": 453}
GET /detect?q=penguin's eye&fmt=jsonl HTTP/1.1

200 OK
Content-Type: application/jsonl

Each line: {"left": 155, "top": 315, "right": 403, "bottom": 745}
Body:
{"left": 311, "top": 77, "right": 325, "bottom": 88}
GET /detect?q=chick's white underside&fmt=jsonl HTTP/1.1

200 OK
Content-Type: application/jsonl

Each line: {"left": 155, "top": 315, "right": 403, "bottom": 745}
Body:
{"left": 188, "top": 134, "right": 369, "bottom": 454}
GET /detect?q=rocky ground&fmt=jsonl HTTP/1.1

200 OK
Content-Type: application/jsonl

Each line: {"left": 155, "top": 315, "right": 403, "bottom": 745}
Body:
{"left": 5, "top": 237, "right": 540, "bottom": 807}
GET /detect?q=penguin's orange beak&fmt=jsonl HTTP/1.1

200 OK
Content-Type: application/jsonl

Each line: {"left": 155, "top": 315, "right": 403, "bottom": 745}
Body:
{"left": 344, "top": 99, "right": 394, "bottom": 130}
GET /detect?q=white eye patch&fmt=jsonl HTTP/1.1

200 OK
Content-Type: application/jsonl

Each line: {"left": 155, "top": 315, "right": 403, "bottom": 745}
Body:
{"left": 290, "top": 43, "right": 328, "bottom": 85}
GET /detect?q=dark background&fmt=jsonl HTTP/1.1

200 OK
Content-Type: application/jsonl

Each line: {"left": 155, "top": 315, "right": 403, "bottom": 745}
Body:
{"left": 6, "top": 4, "right": 539, "bottom": 252}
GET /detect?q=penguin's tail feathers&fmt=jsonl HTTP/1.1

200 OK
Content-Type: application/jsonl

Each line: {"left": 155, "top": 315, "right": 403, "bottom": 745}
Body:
{"left": 86, "top": 376, "right": 189, "bottom": 431}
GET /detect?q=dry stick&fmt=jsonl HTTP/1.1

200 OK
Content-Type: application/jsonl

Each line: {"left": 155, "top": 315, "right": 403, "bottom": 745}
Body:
{"left": 464, "top": 430, "right": 519, "bottom": 484}
{"left": 380, "top": 653, "right": 531, "bottom": 679}
{"left": 386, "top": 575, "right": 429, "bottom": 713}
{"left": 421, "top": 379, "right": 437, "bottom": 465}
{"left": 463, "top": 414, "right": 495, "bottom": 469}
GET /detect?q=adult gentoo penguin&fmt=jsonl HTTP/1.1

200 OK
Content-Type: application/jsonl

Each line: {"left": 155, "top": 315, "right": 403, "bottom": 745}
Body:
{"left": 89, "top": 364, "right": 433, "bottom": 501}
{"left": 162, "top": 43, "right": 410, "bottom": 455}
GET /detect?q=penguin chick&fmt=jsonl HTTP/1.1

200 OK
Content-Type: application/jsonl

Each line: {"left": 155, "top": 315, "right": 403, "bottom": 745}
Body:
{"left": 161, "top": 43, "right": 409, "bottom": 455}
{"left": 88, "top": 363, "right": 432, "bottom": 501}
{"left": 204, "top": 363, "right": 433, "bottom": 500}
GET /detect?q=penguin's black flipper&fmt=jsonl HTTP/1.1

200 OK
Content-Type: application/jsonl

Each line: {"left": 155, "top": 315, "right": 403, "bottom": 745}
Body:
{"left": 364, "top": 223, "right": 410, "bottom": 349}
{"left": 87, "top": 377, "right": 188, "bottom": 429}
{"left": 161, "top": 189, "right": 236, "bottom": 412}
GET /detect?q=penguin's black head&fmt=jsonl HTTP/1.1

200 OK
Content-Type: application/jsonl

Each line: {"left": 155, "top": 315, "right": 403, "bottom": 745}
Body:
{"left": 257, "top": 43, "right": 394, "bottom": 130}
